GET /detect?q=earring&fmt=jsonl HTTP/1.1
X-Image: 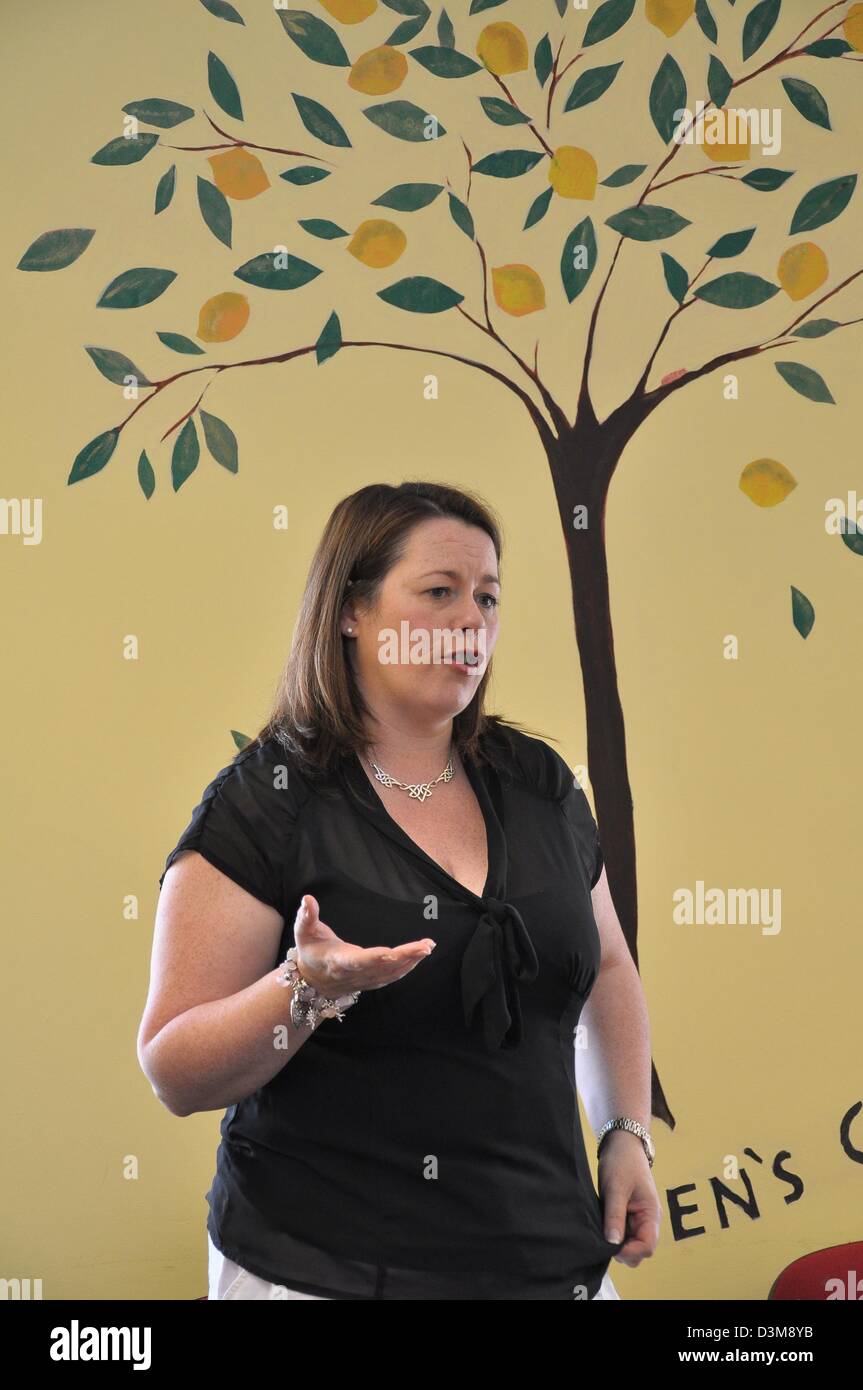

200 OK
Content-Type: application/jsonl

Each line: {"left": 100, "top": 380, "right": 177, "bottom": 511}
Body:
{"left": 346, "top": 627, "right": 352, "bottom": 634}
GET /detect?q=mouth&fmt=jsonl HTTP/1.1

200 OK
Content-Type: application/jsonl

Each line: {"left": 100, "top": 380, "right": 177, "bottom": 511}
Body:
{"left": 445, "top": 656, "right": 483, "bottom": 674}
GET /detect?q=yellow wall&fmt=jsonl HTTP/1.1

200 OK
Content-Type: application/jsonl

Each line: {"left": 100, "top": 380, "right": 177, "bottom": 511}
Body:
{"left": 3, "top": 0, "right": 860, "bottom": 1298}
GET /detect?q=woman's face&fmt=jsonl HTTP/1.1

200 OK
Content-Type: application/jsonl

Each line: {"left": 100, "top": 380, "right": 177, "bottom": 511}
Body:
{"left": 341, "top": 517, "right": 500, "bottom": 727}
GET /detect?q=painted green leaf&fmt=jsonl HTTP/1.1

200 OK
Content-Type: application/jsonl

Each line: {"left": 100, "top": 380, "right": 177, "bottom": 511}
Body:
{"left": 277, "top": 10, "right": 350, "bottom": 66}
{"left": 789, "top": 174, "right": 856, "bottom": 234}
{"left": 561, "top": 218, "right": 597, "bottom": 303}
{"left": 524, "top": 186, "right": 553, "bottom": 229}
{"left": 774, "top": 361, "right": 835, "bottom": 404}
{"left": 155, "top": 165, "right": 176, "bottom": 213}
{"left": 372, "top": 182, "right": 443, "bottom": 210}
{"left": 564, "top": 62, "right": 622, "bottom": 112}
{"left": 293, "top": 93, "right": 351, "bottom": 146}
{"left": 234, "top": 251, "right": 322, "bottom": 290}
{"left": 438, "top": 9, "right": 455, "bottom": 47}
{"left": 695, "top": 0, "right": 717, "bottom": 43}
{"left": 377, "top": 275, "right": 463, "bottom": 313}
{"left": 17, "top": 228, "right": 95, "bottom": 271}
{"left": 661, "top": 252, "right": 689, "bottom": 304}
{"left": 790, "top": 585, "right": 814, "bottom": 639}
{"left": 199, "top": 0, "right": 245, "bottom": 22}
{"left": 387, "top": 13, "right": 430, "bottom": 46}
{"left": 84, "top": 345, "right": 151, "bottom": 386}
{"left": 315, "top": 310, "right": 342, "bottom": 365}
{"left": 473, "top": 149, "right": 544, "bottom": 177}
{"left": 649, "top": 54, "right": 686, "bottom": 145}
{"left": 469, "top": 0, "right": 507, "bottom": 12}
{"left": 364, "top": 100, "right": 445, "bottom": 141}
{"left": 137, "top": 449, "right": 155, "bottom": 499}
{"left": 803, "top": 38, "right": 852, "bottom": 57}
{"left": 781, "top": 77, "right": 831, "bottom": 131}
{"left": 172, "top": 418, "right": 200, "bottom": 490}
{"left": 409, "top": 45, "right": 481, "bottom": 76}
{"left": 298, "top": 218, "right": 348, "bottom": 239}
{"left": 790, "top": 319, "right": 840, "bottom": 339}
{"left": 69, "top": 427, "right": 119, "bottom": 484}
{"left": 839, "top": 517, "right": 863, "bottom": 556}
{"left": 600, "top": 164, "right": 647, "bottom": 187}
{"left": 583, "top": 0, "right": 636, "bottom": 47}
{"left": 280, "top": 164, "right": 331, "bottom": 185}
{"left": 91, "top": 133, "right": 159, "bottom": 164}
{"left": 231, "top": 729, "right": 252, "bottom": 750}
{"left": 742, "top": 167, "right": 793, "bottom": 192}
{"left": 96, "top": 266, "right": 177, "bottom": 308}
{"left": 384, "top": 2, "right": 432, "bottom": 23}
{"left": 553, "top": 0, "right": 567, "bottom": 15}
{"left": 535, "top": 34, "right": 553, "bottom": 88}
{"left": 200, "top": 409, "right": 239, "bottom": 472}
{"left": 448, "top": 192, "right": 474, "bottom": 240}
{"left": 157, "top": 330, "right": 205, "bottom": 354}
{"left": 197, "top": 176, "right": 232, "bottom": 247}
{"left": 707, "top": 54, "right": 733, "bottom": 108}
{"left": 694, "top": 272, "right": 779, "bottom": 307}
{"left": 742, "top": 0, "right": 780, "bottom": 62}
{"left": 208, "top": 53, "right": 243, "bottom": 120}
{"left": 707, "top": 226, "right": 755, "bottom": 258}
{"left": 480, "top": 96, "right": 530, "bottom": 125}
{"left": 121, "top": 99, "right": 195, "bottom": 128}
{"left": 605, "top": 205, "right": 691, "bottom": 240}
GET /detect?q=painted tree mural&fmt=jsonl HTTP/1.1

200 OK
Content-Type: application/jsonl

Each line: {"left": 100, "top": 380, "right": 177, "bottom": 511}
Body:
{"left": 18, "top": 0, "right": 863, "bottom": 1129}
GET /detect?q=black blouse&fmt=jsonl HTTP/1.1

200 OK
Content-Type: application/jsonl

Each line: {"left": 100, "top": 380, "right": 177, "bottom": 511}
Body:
{"left": 158, "top": 724, "right": 624, "bottom": 1300}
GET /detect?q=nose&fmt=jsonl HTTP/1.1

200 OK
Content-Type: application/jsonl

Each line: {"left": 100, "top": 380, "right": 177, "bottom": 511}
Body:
{"left": 453, "top": 621, "right": 489, "bottom": 664}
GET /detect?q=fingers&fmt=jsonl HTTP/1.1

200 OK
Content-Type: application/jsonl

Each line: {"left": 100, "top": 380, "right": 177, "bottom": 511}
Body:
{"left": 338, "top": 940, "right": 437, "bottom": 990}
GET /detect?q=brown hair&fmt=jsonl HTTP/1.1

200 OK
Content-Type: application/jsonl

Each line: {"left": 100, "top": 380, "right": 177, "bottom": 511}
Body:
{"left": 251, "top": 480, "right": 543, "bottom": 781}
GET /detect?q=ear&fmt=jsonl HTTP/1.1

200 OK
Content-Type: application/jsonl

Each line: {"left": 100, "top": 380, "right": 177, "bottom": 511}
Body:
{"left": 340, "top": 593, "right": 359, "bottom": 636}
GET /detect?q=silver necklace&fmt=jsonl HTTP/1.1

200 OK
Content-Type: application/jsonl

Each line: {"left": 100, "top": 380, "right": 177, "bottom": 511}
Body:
{"left": 366, "top": 746, "right": 455, "bottom": 803}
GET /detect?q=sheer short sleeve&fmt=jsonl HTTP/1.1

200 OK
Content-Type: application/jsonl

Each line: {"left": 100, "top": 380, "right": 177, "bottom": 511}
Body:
{"left": 158, "top": 736, "right": 306, "bottom": 913}
{"left": 499, "top": 730, "right": 604, "bottom": 890}
{"left": 560, "top": 773, "right": 603, "bottom": 889}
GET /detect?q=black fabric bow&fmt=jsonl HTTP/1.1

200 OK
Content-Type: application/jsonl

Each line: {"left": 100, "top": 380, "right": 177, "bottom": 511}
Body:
{"left": 460, "top": 896, "right": 539, "bottom": 1051}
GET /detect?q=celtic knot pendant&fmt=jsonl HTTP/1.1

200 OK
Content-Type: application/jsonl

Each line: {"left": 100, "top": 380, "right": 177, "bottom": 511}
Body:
{"left": 371, "top": 758, "right": 455, "bottom": 802}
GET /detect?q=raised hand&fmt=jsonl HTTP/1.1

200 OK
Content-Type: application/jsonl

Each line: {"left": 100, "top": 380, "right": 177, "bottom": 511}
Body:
{"left": 293, "top": 894, "right": 436, "bottom": 996}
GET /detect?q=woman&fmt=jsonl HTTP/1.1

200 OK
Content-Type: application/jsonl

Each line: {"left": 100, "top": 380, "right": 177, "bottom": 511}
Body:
{"left": 138, "top": 481, "right": 661, "bottom": 1300}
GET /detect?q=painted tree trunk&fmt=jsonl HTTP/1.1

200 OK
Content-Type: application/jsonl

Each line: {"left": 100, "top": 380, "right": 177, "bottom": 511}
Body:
{"left": 549, "top": 415, "right": 674, "bottom": 1132}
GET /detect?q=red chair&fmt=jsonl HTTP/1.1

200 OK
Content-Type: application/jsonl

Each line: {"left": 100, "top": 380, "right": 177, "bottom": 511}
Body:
{"left": 768, "top": 1242, "right": 863, "bottom": 1299}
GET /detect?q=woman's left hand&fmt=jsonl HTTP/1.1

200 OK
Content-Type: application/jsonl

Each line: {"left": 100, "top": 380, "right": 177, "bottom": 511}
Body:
{"left": 598, "top": 1130, "right": 662, "bottom": 1267}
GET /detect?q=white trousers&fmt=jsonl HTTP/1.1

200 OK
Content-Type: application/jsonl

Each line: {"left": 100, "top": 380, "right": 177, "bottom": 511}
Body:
{"left": 207, "top": 1232, "right": 620, "bottom": 1300}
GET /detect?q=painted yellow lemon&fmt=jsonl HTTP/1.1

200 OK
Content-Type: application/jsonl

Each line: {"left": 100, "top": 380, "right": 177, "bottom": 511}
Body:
{"left": 777, "top": 243, "right": 829, "bottom": 301}
{"left": 703, "top": 108, "right": 750, "bottom": 162}
{"left": 843, "top": 2, "right": 863, "bottom": 49}
{"left": 645, "top": 0, "right": 695, "bottom": 37}
{"left": 548, "top": 146, "right": 598, "bottom": 199}
{"left": 476, "top": 22, "right": 529, "bottom": 76}
{"left": 206, "top": 147, "right": 270, "bottom": 200}
{"left": 348, "top": 46, "right": 408, "bottom": 95}
{"left": 196, "top": 292, "right": 250, "bottom": 343}
{"left": 346, "top": 219, "right": 406, "bottom": 268}
{"left": 492, "top": 264, "right": 546, "bottom": 317}
{"left": 739, "top": 459, "right": 798, "bottom": 508}
{"left": 318, "top": 0, "right": 377, "bottom": 22}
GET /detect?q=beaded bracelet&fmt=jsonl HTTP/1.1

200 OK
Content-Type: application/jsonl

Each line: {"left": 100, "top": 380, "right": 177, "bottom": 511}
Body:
{"left": 275, "top": 947, "right": 361, "bottom": 1028}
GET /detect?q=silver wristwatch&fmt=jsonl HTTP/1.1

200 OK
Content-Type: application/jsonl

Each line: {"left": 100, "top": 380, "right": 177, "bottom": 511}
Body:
{"left": 596, "top": 1117, "right": 655, "bottom": 1168}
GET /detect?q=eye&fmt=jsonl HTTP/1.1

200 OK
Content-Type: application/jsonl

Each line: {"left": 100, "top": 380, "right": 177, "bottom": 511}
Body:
{"left": 425, "top": 587, "right": 499, "bottom": 610}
